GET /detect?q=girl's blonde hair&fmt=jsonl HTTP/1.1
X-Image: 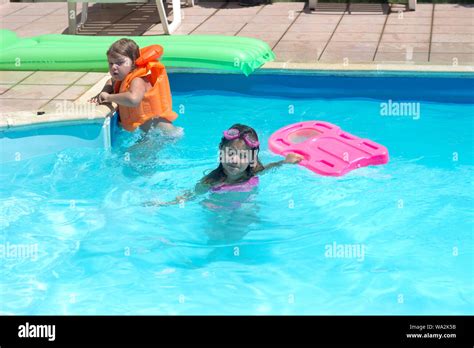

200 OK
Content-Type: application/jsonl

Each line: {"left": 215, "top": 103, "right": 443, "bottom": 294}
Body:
{"left": 106, "top": 38, "right": 140, "bottom": 68}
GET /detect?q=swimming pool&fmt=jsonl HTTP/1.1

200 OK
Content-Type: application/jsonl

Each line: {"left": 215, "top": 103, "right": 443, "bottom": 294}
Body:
{"left": 1, "top": 71, "right": 473, "bottom": 315}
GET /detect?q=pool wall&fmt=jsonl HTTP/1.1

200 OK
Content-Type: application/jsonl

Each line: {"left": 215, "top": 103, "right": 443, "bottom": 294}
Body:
{"left": 0, "top": 116, "right": 114, "bottom": 163}
{"left": 168, "top": 70, "right": 474, "bottom": 104}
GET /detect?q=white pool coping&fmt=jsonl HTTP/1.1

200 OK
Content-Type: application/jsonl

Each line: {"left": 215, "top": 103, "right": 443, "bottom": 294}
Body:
{"left": 0, "top": 75, "right": 116, "bottom": 130}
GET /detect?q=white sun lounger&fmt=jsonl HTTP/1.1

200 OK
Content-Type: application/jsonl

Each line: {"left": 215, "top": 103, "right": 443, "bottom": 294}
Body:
{"left": 33, "top": 0, "right": 194, "bottom": 34}
{"left": 308, "top": 0, "right": 416, "bottom": 11}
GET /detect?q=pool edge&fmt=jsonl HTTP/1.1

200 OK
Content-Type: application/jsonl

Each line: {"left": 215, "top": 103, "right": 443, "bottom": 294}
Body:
{"left": 261, "top": 62, "right": 474, "bottom": 73}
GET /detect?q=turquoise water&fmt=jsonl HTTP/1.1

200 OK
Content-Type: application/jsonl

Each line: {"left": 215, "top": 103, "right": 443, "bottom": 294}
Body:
{"left": 1, "top": 73, "right": 473, "bottom": 315}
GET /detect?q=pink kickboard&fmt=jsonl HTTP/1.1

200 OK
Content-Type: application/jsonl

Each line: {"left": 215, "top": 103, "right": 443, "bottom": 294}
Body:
{"left": 268, "top": 121, "right": 389, "bottom": 176}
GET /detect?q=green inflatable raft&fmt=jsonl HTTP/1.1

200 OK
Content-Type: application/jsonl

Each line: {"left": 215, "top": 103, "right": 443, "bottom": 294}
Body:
{"left": 0, "top": 30, "right": 275, "bottom": 76}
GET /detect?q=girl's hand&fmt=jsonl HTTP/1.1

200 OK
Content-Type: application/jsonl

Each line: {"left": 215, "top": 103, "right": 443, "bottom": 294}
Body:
{"left": 88, "top": 92, "right": 110, "bottom": 104}
{"left": 98, "top": 92, "right": 110, "bottom": 104}
{"left": 142, "top": 198, "right": 182, "bottom": 207}
{"left": 284, "top": 153, "right": 304, "bottom": 164}
{"left": 88, "top": 94, "right": 100, "bottom": 104}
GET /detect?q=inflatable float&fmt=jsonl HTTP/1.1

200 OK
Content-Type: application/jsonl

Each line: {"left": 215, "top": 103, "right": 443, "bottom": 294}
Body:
{"left": 0, "top": 29, "right": 274, "bottom": 76}
{"left": 268, "top": 121, "right": 389, "bottom": 176}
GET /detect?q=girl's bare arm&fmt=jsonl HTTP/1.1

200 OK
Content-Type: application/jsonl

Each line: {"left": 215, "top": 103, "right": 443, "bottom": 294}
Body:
{"left": 89, "top": 78, "right": 114, "bottom": 103}
{"left": 262, "top": 153, "right": 303, "bottom": 172}
{"left": 105, "top": 77, "right": 147, "bottom": 107}
{"left": 143, "top": 182, "right": 209, "bottom": 207}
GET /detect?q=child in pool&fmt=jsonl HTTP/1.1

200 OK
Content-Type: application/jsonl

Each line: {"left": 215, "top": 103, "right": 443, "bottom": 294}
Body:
{"left": 145, "top": 124, "right": 303, "bottom": 206}
{"left": 89, "top": 38, "right": 178, "bottom": 135}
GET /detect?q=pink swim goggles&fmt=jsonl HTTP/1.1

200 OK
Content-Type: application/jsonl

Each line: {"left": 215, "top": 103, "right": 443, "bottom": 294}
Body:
{"left": 223, "top": 128, "right": 260, "bottom": 148}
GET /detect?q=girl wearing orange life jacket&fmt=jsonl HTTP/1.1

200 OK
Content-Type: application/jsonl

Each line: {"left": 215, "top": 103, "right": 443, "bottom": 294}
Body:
{"left": 90, "top": 38, "right": 178, "bottom": 134}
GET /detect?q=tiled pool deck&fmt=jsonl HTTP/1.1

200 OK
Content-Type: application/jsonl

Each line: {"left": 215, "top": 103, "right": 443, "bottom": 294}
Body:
{"left": 1, "top": 1, "right": 473, "bottom": 123}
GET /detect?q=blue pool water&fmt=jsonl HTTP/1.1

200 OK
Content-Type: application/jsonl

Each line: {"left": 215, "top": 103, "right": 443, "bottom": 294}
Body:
{"left": 1, "top": 72, "right": 473, "bottom": 315}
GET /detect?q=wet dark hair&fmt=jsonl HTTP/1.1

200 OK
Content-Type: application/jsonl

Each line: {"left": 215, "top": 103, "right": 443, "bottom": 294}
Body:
{"left": 202, "top": 124, "right": 265, "bottom": 185}
{"left": 106, "top": 38, "right": 140, "bottom": 70}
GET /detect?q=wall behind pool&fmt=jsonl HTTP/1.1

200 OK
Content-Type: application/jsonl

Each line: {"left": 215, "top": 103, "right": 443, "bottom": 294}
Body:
{"left": 0, "top": 116, "right": 115, "bottom": 163}
{"left": 167, "top": 71, "right": 474, "bottom": 104}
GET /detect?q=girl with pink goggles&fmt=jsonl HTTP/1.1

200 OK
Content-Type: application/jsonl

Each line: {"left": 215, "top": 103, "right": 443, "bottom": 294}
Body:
{"left": 223, "top": 128, "right": 260, "bottom": 148}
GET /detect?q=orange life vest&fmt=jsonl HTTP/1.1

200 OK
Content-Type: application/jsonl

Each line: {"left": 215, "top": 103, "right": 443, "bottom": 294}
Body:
{"left": 114, "top": 45, "right": 178, "bottom": 132}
